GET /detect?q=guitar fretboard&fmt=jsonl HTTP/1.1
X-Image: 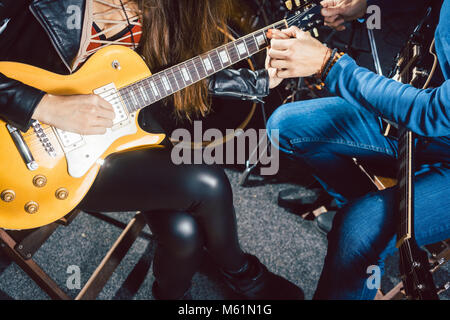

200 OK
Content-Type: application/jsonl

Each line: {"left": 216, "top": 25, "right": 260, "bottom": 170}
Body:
{"left": 118, "top": 20, "right": 287, "bottom": 113}
{"left": 396, "top": 127, "right": 415, "bottom": 248}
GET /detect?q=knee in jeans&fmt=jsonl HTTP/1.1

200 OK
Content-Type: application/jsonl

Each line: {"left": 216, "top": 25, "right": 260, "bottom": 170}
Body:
{"left": 267, "top": 106, "right": 292, "bottom": 151}
{"left": 328, "top": 209, "right": 379, "bottom": 269}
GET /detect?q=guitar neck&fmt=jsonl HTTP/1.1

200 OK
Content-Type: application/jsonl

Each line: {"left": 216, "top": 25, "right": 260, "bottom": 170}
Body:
{"left": 118, "top": 20, "right": 288, "bottom": 113}
{"left": 396, "top": 128, "right": 415, "bottom": 248}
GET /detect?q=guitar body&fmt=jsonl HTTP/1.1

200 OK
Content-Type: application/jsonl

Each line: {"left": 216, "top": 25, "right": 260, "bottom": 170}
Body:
{"left": 0, "top": 45, "right": 165, "bottom": 230}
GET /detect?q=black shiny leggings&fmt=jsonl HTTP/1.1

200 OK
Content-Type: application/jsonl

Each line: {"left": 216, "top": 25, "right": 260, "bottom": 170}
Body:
{"left": 78, "top": 147, "right": 246, "bottom": 298}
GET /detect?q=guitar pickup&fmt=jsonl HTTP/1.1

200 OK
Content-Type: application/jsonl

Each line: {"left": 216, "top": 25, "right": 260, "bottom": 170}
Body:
{"left": 7, "top": 124, "right": 38, "bottom": 171}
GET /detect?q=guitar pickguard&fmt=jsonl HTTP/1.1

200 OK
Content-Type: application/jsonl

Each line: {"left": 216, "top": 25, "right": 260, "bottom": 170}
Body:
{"left": 56, "top": 83, "right": 137, "bottom": 178}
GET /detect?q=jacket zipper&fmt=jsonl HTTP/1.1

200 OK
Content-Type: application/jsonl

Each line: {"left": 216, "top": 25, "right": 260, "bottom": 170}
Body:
{"left": 213, "top": 90, "right": 266, "bottom": 103}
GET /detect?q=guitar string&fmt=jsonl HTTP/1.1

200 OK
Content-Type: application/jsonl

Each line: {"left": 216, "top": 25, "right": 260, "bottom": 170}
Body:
{"left": 21, "top": 10, "right": 313, "bottom": 145}
{"left": 84, "top": 10, "right": 309, "bottom": 104}
{"left": 98, "top": 22, "right": 283, "bottom": 104}
{"left": 21, "top": 26, "right": 276, "bottom": 142}
{"left": 59, "top": 10, "right": 308, "bottom": 109}
{"left": 114, "top": 8, "right": 317, "bottom": 108}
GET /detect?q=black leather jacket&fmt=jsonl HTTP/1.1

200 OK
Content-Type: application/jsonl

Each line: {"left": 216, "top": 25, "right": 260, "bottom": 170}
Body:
{"left": 0, "top": 0, "right": 269, "bottom": 132}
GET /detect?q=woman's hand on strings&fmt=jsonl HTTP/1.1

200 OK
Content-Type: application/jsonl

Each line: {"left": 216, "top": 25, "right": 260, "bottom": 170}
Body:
{"left": 33, "top": 94, "right": 115, "bottom": 135}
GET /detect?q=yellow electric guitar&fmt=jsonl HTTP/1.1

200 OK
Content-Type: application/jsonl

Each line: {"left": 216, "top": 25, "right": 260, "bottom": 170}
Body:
{"left": 0, "top": 1, "right": 322, "bottom": 230}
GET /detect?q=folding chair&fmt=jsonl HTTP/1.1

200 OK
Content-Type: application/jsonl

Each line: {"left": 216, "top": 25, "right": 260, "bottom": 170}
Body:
{"left": 0, "top": 210, "right": 147, "bottom": 300}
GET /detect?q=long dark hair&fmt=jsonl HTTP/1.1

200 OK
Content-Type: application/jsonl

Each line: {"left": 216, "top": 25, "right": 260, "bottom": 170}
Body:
{"left": 132, "top": 0, "right": 233, "bottom": 120}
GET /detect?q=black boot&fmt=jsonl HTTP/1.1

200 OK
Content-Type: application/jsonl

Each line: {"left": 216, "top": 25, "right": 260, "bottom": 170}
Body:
{"left": 152, "top": 281, "right": 192, "bottom": 300}
{"left": 315, "top": 211, "right": 337, "bottom": 235}
{"left": 221, "top": 254, "right": 304, "bottom": 300}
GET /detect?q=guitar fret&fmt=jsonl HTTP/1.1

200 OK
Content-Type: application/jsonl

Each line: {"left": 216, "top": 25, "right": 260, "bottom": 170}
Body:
{"left": 139, "top": 85, "right": 151, "bottom": 104}
{"left": 245, "top": 35, "right": 258, "bottom": 55}
{"left": 180, "top": 63, "right": 193, "bottom": 84}
{"left": 193, "top": 56, "right": 207, "bottom": 79}
{"left": 160, "top": 72, "right": 173, "bottom": 93}
{"left": 201, "top": 55, "right": 214, "bottom": 75}
{"left": 119, "top": 89, "right": 133, "bottom": 113}
{"left": 226, "top": 42, "right": 239, "bottom": 64}
{"left": 167, "top": 68, "right": 180, "bottom": 91}
{"left": 149, "top": 78, "right": 161, "bottom": 98}
{"left": 173, "top": 65, "right": 187, "bottom": 89}
{"left": 128, "top": 87, "right": 138, "bottom": 111}
{"left": 129, "top": 85, "right": 140, "bottom": 109}
{"left": 143, "top": 78, "right": 157, "bottom": 103}
{"left": 154, "top": 74, "right": 168, "bottom": 97}
{"left": 135, "top": 83, "right": 147, "bottom": 107}
{"left": 208, "top": 50, "right": 222, "bottom": 72}
{"left": 217, "top": 46, "right": 232, "bottom": 68}
{"left": 185, "top": 60, "right": 200, "bottom": 83}
{"left": 254, "top": 31, "right": 269, "bottom": 50}
{"left": 189, "top": 59, "right": 201, "bottom": 82}
{"left": 235, "top": 39, "right": 249, "bottom": 58}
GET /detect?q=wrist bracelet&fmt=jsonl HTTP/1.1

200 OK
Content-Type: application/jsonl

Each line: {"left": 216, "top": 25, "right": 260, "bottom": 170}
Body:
{"left": 320, "top": 48, "right": 338, "bottom": 80}
{"left": 322, "top": 50, "right": 343, "bottom": 82}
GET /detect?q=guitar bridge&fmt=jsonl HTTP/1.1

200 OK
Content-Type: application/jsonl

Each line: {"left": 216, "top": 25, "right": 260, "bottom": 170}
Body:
{"left": 32, "top": 120, "right": 56, "bottom": 157}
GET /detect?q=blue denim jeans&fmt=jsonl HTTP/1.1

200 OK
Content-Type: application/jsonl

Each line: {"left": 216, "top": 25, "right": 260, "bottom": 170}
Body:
{"left": 267, "top": 97, "right": 450, "bottom": 300}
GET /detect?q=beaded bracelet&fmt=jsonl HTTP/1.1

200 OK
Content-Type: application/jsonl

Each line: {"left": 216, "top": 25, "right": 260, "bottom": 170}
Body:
{"left": 320, "top": 48, "right": 338, "bottom": 79}
{"left": 322, "top": 50, "right": 344, "bottom": 82}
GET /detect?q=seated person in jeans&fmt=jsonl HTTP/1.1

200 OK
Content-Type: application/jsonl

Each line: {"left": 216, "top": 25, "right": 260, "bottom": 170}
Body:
{"left": 265, "top": 0, "right": 450, "bottom": 299}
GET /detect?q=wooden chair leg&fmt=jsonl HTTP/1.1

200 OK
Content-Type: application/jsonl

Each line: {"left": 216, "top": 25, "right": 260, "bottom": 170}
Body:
{"left": 1, "top": 211, "right": 147, "bottom": 300}
{"left": 75, "top": 212, "right": 146, "bottom": 300}
{"left": 0, "top": 229, "right": 70, "bottom": 300}
{"left": 375, "top": 282, "right": 405, "bottom": 300}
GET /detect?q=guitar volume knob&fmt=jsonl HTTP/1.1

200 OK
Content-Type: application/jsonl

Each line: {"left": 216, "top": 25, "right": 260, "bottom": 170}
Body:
{"left": 55, "top": 188, "right": 69, "bottom": 200}
{"left": 33, "top": 175, "right": 47, "bottom": 188}
{"left": 25, "top": 201, "right": 39, "bottom": 214}
{"left": 1, "top": 190, "right": 16, "bottom": 202}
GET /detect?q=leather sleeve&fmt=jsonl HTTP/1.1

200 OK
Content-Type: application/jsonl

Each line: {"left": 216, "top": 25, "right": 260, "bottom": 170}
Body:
{"left": 0, "top": 73, "right": 46, "bottom": 132}
{"left": 0, "top": 0, "right": 46, "bottom": 131}
{"left": 208, "top": 68, "right": 270, "bottom": 102}
{"left": 0, "top": 0, "right": 27, "bottom": 21}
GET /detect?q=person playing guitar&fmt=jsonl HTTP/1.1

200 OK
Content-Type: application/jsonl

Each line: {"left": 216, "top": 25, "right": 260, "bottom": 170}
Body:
{"left": 266, "top": 0, "right": 449, "bottom": 299}
{"left": 0, "top": 0, "right": 305, "bottom": 300}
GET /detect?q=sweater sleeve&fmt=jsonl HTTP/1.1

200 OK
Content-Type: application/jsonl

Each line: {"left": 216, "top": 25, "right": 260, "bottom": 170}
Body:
{"left": 325, "top": 54, "right": 450, "bottom": 137}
